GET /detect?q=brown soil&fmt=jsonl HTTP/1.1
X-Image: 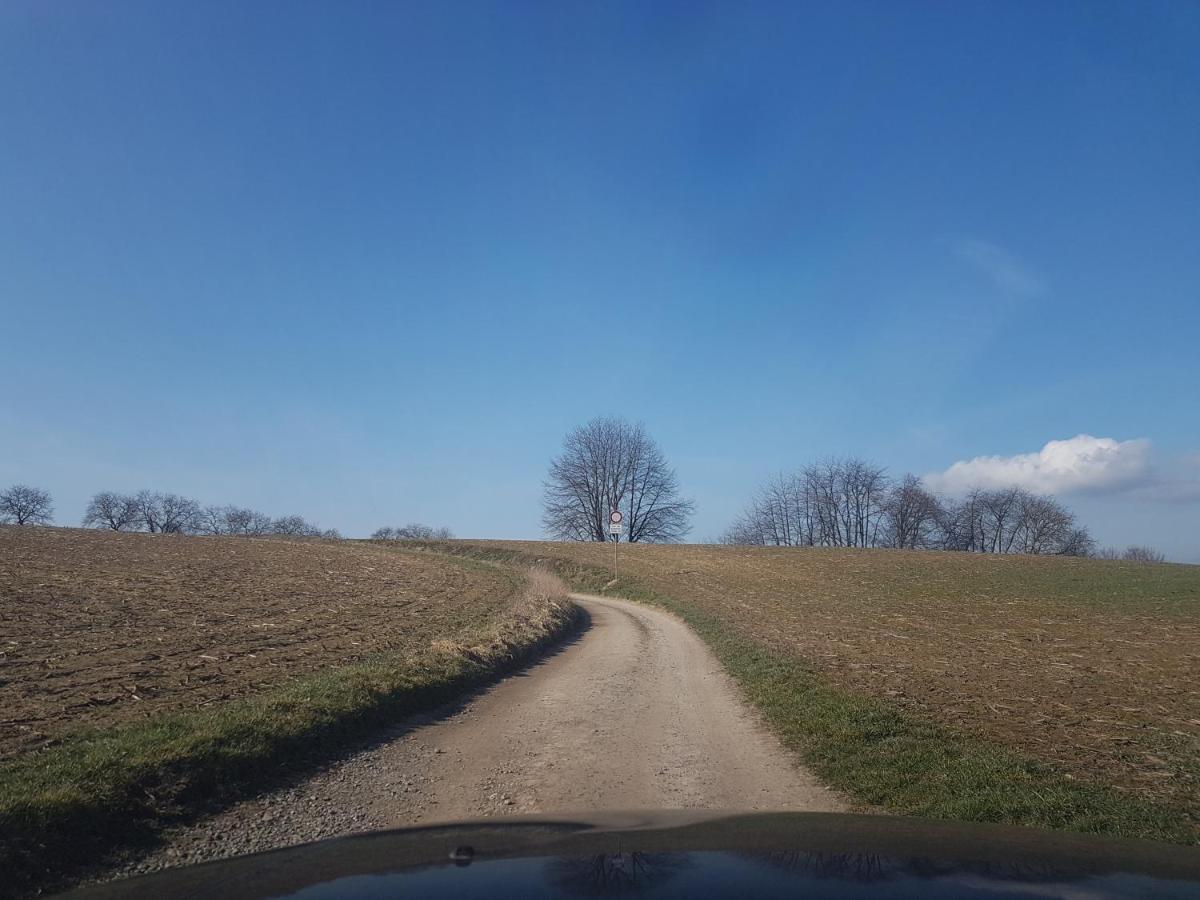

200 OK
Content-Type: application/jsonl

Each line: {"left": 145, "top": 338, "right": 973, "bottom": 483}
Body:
{"left": 0, "top": 528, "right": 515, "bottom": 760}
{"left": 472, "top": 542, "right": 1200, "bottom": 816}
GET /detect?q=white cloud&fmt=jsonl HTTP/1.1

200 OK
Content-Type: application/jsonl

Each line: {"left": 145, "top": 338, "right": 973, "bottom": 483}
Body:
{"left": 925, "top": 435, "right": 1151, "bottom": 497}
{"left": 954, "top": 238, "right": 1047, "bottom": 297}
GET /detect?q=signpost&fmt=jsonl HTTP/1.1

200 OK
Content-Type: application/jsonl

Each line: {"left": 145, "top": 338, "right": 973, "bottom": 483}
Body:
{"left": 608, "top": 510, "right": 623, "bottom": 578}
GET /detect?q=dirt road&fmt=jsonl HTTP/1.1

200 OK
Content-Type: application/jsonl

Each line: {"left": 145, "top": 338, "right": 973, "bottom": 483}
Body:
{"left": 116, "top": 594, "right": 842, "bottom": 877}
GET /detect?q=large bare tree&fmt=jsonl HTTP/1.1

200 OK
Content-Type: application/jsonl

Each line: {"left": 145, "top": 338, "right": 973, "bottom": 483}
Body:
{"left": 0, "top": 484, "right": 53, "bottom": 525}
{"left": 543, "top": 417, "right": 694, "bottom": 543}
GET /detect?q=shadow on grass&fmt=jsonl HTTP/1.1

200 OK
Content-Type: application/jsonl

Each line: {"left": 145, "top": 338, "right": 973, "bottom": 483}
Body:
{"left": 0, "top": 602, "right": 589, "bottom": 900}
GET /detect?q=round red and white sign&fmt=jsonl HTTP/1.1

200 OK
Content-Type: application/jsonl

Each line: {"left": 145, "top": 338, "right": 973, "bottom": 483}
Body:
{"left": 609, "top": 510, "right": 623, "bottom": 524}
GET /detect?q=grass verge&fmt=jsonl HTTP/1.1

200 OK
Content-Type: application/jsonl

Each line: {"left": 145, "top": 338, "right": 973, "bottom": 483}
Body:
{"left": 0, "top": 567, "right": 582, "bottom": 898}
{"left": 420, "top": 541, "right": 1198, "bottom": 846}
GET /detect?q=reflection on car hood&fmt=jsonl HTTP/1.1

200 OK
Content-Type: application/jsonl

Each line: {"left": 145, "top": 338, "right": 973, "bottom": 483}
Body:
{"left": 60, "top": 811, "right": 1200, "bottom": 899}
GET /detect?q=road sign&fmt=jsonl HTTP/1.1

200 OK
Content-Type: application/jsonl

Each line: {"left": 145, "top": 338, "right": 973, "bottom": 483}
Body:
{"left": 609, "top": 513, "right": 622, "bottom": 577}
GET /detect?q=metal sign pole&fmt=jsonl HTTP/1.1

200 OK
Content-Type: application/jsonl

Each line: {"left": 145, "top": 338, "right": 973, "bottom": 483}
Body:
{"left": 608, "top": 509, "right": 623, "bottom": 579}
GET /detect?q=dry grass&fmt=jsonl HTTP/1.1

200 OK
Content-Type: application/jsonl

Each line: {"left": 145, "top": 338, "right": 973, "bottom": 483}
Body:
{"left": 447, "top": 541, "right": 1200, "bottom": 831}
{"left": 426, "top": 567, "right": 573, "bottom": 660}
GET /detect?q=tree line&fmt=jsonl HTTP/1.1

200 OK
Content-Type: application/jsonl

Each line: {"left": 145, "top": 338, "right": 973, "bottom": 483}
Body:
{"left": 535, "top": 421, "right": 1170, "bottom": 560}
{"left": 371, "top": 523, "right": 454, "bottom": 540}
{"left": 0, "top": 484, "right": 336, "bottom": 538}
{"left": 0, "top": 465, "right": 1172, "bottom": 562}
{"left": 0, "top": 483, "right": 447, "bottom": 543}
{"left": 721, "top": 458, "right": 1104, "bottom": 558}
{"left": 1098, "top": 545, "right": 1166, "bottom": 563}
{"left": 79, "top": 490, "right": 340, "bottom": 538}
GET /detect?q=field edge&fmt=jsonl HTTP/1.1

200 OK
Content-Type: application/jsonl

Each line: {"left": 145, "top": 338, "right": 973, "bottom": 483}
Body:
{"left": 0, "top": 563, "right": 584, "bottom": 899}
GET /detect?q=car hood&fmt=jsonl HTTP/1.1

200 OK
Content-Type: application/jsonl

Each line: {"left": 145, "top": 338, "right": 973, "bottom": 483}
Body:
{"left": 60, "top": 811, "right": 1200, "bottom": 899}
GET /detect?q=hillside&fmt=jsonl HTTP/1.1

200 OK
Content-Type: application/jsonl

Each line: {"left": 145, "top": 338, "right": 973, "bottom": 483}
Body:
{"left": 0, "top": 528, "right": 524, "bottom": 760}
{"left": 0, "top": 527, "right": 579, "bottom": 896}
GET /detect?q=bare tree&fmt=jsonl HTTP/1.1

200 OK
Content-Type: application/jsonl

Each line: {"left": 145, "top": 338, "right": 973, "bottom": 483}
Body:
{"left": 881, "top": 475, "right": 943, "bottom": 549}
{"left": 1097, "top": 545, "right": 1164, "bottom": 562}
{"left": 82, "top": 490, "right": 333, "bottom": 538}
{"left": 1058, "top": 526, "right": 1096, "bottom": 557}
{"left": 242, "top": 509, "right": 276, "bottom": 535}
{"left": 979, "top": 486, "right": 1024, "bottom": 553}
{"left": 839, "top": 458, "right": 890, "bottom": 548}
{"left": 158, "top": 494, "right": 201, "bottom": 533}
{"left": 719, "top": 518, "right": 765, "bottom": 546}
{"left": 198, "top": 505, "right": 274, "bottom": 536}
{"left": 543, "top": 416, "right": 693, "bottom": 543}
{"left": 82, "top": 492, "right": 141, "bottom": 531}
{"left": 725, "top": 460, "right": 891, "bottom": 549}
{"left": 373, "top": 523, "right": 454, "bottom": 540}
{"left": 724, "top": 462, "right": 1101, "bottom": 558}
{"left": 803, "top": 461, "right": 844, "bottom": 546}
{"left": 131, "top": 491, "right": 201, "bottom": 534}
{"left": 198, "top": 505, "right": 231, "bottom": 535}
{"left": 0, "top": 484, "right": 53, "bottom": 525}
{"left": 796, "top": 459, "right": 890, "bottom": 548}
{"left": 1122, "top": 545, "right": 1166, "bottom": 563}
{"left": 939, "top": 486, "right": 1093, "bottom": 556}
{"left": 1012, "top": 492, "right": 1070, "bottom": 554}
{"left": 270, "top": 514, "right": 318, "bottom": 536}
{"left": 939, "top": 488, "right": 981, "bottom": 551}
{"left": 722, "top": 472, "right": 813, "bottom": 546}
{"left": 761, "top": 472, "right": 812, "bottom": 546}
{"left": 132, "top": 490, "right": 165, "bottom": 532}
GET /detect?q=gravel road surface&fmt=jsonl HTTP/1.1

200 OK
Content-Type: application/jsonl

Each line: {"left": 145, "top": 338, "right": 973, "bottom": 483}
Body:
{"left": 113, "top": 593, "right": 843, "bottom": 879}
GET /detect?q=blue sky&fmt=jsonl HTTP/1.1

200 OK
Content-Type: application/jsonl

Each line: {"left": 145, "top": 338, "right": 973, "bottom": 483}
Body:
{"left": 2, "top": 2, "right": 1198, "bottom": 559}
